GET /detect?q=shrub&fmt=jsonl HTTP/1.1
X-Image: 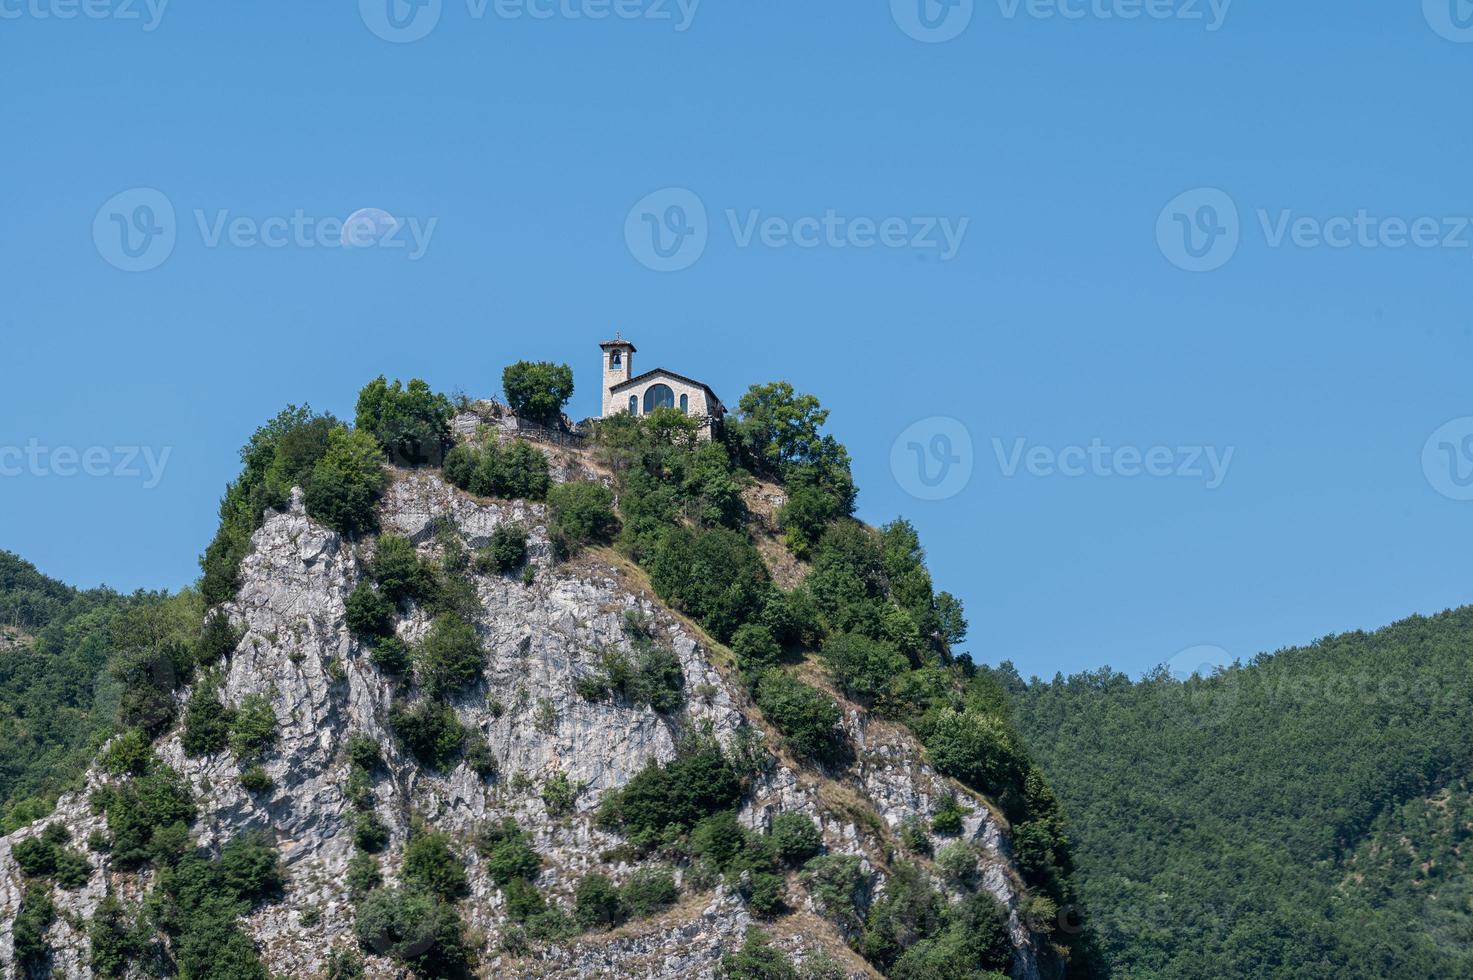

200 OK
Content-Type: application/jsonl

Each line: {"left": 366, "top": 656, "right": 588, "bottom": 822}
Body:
{"left": 501, "top": 875, "right": 547, "bottom": 922}
{"left": 347, "top": 852, "right": 382, "bottom": 896}
{"left": 595, "top": 737, "right": 742, "bottom": 847}
{"left": 93, "top": 763, "right": 196, "bottom": 869}
{"left": 769, "top": 812, "right": 822, "bottom": 866}
{"left": 647, "top": 527, "right": 768, "bottom": 642}
{"left": 89, "top": 895, "right": 144, "bottom": 978}
{"left": 302, "top": 427, "right": 387, "bottom": 537}
{"left": 415, "top": 614, "right": 484, "bottom": 697}
{"left": 547, "top": 481, "right": 618, "bottom": 558}
{"left": 370, "top": 535, "right": 431, "bottom": 604}
{"left": 721, "top": 928, "right": 797, "bottom": 980}
{"left": 541, "top": 771, "right": 578, "bottom": 817}
{"left": 229, "top": 693, "right": 277, "bottom": 761}
{"left": 931, "top": 791, "right": 966, "bottom": 836}
{"left": 936, "top": 841, "right": 977, "bottom": 884}
{"left": 821, "top": 632, "right": 908, "bottom": 704}
{"left": 444, "top": 440, "right": 551, "bottom": 501}
{"left": 370, "top": 635, "right": 411, "bottom": 674}
{"left": 900, "top": 816, "right": 931, "bottom": 856}
{"left": 402, "top": 832, "right": 468, "bottom": 900}
{"left": 464, "top": 736, "right": 498, "bottom": 779}
{"left": 574, "top": 872, "right": 625, "bottom": 930}
{"left": 479, "top": 524, "right": 528, "bottom": 573}
{"left": 198, "top": 610, "right": 242, "bottom": 664}
{"left": 239, "top": 766, "right": 274, "bottom": 793}
{"left": 922, "top": 709, "right": 1020, "bottom": 792}
{"left": 181, "top": 682, "right": 234, "bottom": 757}
{"left": 621, "top": 865, "right": 678, "bottom": 918}
{"left": 345, "top": 733, "right": 382, "bottom": 772}
{"left": 345, "top": 583, "right": 394, "bottom": 641}
{"left": 754, "top": 673, "right": 846, "bottom": 764}
{"left": 731, "top": 623, "right": 783, "bottom": 680}
{"left": 13, "top": 882, "right": 56, "bottom": 974}
{"left": 353, "top": 810, "right": 390, "bottom": 853}
{"left": 502, "top": 360, "right": 575, "bottom": 426}
{"left": 100, "top": 729, "right": 153, "bottom": 775}
{"left": 478, "top": 818, "right": 541, "bottom": 885}
{"left": 13, "top": 823, "right": 89, "bottom": 888}
{"left": 388, "top": 699, "right": 464, "bottom": 770}
{"left": 354, "top": 376, "right": 453, "bottom": 466}
{"left": 800, "top": 854, "right": 868, "bottom": 932}
{"left": 324, "top": 949, "right": 365, "bottom": 980}
{"left": 858, "top": 862, "right": 947, "bottom": 969}
{"left": 354, "top": 886, "right": 469, "bottom": 977}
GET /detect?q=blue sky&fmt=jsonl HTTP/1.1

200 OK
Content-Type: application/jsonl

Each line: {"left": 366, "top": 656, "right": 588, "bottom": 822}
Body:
{"left": 2, "top": 1, "right": 1471, "bottom": 679}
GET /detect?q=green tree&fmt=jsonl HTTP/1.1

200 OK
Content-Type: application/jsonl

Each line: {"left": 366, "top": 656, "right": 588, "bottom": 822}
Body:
{"left": 415, "top": 614, "right": 484, "bottom": 698}
{"left": 547, "top": 481, "right": 618, "bottom": 558}
{"left": 402, "top": 831, "right": 469, "bottom": 900}
{"left": 354, "top": 376, "right": 454, "bottom": 466}
{"left": 304, "top": 428, "right": 387, "bottom": 537}
{"left": 502, "top": 361, "right": 575, "bottom": 426}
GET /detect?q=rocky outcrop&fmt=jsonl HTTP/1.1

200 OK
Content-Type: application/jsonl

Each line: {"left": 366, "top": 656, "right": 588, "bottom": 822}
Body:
{"left": 0, "top": 471, "right": 1046, "bottom": 979}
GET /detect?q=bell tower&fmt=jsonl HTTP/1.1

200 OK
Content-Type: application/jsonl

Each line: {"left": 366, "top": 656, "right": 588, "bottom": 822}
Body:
{"left": 599, "top": 335, "right": 636, "bottom": 417}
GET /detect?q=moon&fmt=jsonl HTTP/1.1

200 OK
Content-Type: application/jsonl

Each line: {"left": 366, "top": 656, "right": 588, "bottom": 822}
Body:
{"left": 341, "top": 207, "right": 399, "bottom": 248}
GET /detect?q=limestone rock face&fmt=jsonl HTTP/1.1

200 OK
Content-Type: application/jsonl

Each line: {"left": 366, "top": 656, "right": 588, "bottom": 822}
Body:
{"left": 0, "top": 473, "right": 1047, "bottom": 979}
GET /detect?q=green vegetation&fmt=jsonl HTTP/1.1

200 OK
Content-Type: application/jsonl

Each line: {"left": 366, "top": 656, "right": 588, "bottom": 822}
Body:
{"left": 594, "top": 735, "right": 743, "bottom": 848}
{"left": 501, "top": 360, "right": 575, "bottom": 426}
{"left": 228, "top": 692, "right": 277, "bottom": 760}
{"left": 1003, "top": 605, "right": 1473, "bottom": 978}
{"left": 576, "top": 612, "right": 684, "bottom": 713}
{"left": 89, "top": 750, "right": 196, "bottom": 869}
{"left": 477, "top": 523, "right": 529, "bottom": 573}
{"left": 12, "top": 821, "right": 90, "bottom": 889}
{"left": 443, "top": 438, "right": 551, "bottom": 500}
{"left": 402, "top": 831, "right": 469, "bottom": 900}
{"left": 414, "top": 613, "right": 484, "bottom": 698}
{"left": 574, "top": 872, "right": 624, "bottom": 929}
{"left": 620, "top": 864, "right": 678, "bottom": 917}
{"left": 769, "top": 812, "right": 823, "bottom": 866}
{"left": 546, "top": 481, "right": 617, "bottom": 558}
{"left": 721, "top": 928, "right": 796, "bottom": 980}
{"left": 303, "top": 427, "right": 389, "bottom": 537}
{"left": 14, "top": 881, "right": 56, "bottom": 975}
{"left": 149, "top": 831, "right": 284, "bottom": 979}
{"left": 354, "top": 375, "right": 454, "bottom": 466}
{"left": 388, "top": 699, "right": 465, "bottom": 770}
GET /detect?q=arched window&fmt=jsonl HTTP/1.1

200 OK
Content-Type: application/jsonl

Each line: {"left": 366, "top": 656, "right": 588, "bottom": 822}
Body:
{"left": 679, "top": 393, "right": 689, "bottom": 413}
{"left": 643, "top": 383, "right": 675, "bottom": 413}
{"left": 610, "top": 351, "right": 622, "bottom": 369}
{"left": 628, "top": 394, "right": 638, "bottom": 415}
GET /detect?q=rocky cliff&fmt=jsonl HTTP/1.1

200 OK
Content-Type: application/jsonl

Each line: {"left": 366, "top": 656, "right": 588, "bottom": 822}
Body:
{"left": 0, "top": 455, "right": 1047, "bottom": 978}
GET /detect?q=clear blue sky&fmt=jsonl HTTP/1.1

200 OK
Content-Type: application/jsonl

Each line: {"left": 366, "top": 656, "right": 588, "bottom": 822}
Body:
{"left": 3, "top": 1, "right": 1471, "bottom": 680}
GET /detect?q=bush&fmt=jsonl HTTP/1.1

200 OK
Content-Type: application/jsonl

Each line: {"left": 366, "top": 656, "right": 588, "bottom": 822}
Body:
{"left": 936, "top": 841, "right": 977, "bottom": 884}
{"left": 93, "top": 763, "right": 196, "bottom": 869}
{"left": 754, "top": 673, "right": 846, "bottom": 764}
{"left": 370, "top": 535, "right": 431, "bottom": 605}
{"left": 547, "top": 481, "right": 618, "bottom": 558}
{"left": 501, "top": 875, "right": 547, "bottom": 923}
{"left": 415, "top": 614, "right": 484, "bottom": 697}
{"left": 239, "top": 766, "right": 274, "bottom": 793}
{"left": 463, "top": 736, "right": 498, "bottom": 779}
{"left": 13, "top": 882, "right": 56, "bottom": 974}
{"left": 181, "top": 682, "right": 233, "bottom": 757}
{"left": 770, "top": 812, "right": 823, "bottom": 866}
{"left": 345, "top": 733, "right": 382, "bottom": 772}
{"left": 820, "top": 632, "right": 908, "bottom": 704}
{"left": 304, "top": 428, "right": 387, "bottom": 537}
{"left": 721, "top": 928, "right": 797, "bottom": 980}
{"left": 443, "top": 439, "right": 551, "bottom": 501}
{"left": 541, "top": 771, "right": 578, "bottom": 817}
{"left": 621, "top": 865, "right": 678, "bottom": 918}
{"left": 354, "top": 886, "right": 469, "bottom": 977}
{"left": 388, "top": 699, "right": 464, "bottom": 770}
{"left": 800, "top": 854, "right": 868, "bottom": 932}
{"left": 100, "top": 729, "right": 153, "bottom": 776}
{"left": 502, "top": 361, "right": 575, "bottom": 426}
{"left": 931, "top": 791, "right": 966, "bottom": 836}
{"left": 347, "top": 851, "right": 382, "bottom": 896}
{"left": 922, "top": 709, "right": 1020, "bottom": 792}
{"left": 595, "top": 737, "right": 742, "bottom": 847}
{"left": 370, "top": 635, "right": 411, "bottom": 674}
{"left": 13, "top": 824, "right": 89, "bottom": 889}
{"left": 479, "top": 523, "right": 528, "bottom": 573}
{"left": 354, "top": 376, "right": 453, "bottom": 466}
{"left": 229, "top": 693, "right": 277, "bottom": 761}
{"left": 574, "top": 872, "right": 625, "bottom": 930}
{"left": 402, "top": 832, "right": 468, "bottom": 900}
{"left": 731, "top": 623, "right": 783, "bottom": 680}
{"left": 353, "top": 811, "right": 390, "bottom": 853}
{"left": 345, "top": 582, "right": 394, "bottom": 640}
{"left": 478, "top": 818, "right": 541, "bottom": 885}
{"left": 647, "top": 527, "right": 768, "bottom": 642}
{"left": 89, "top": 895, "right": 144, "bottom": 978}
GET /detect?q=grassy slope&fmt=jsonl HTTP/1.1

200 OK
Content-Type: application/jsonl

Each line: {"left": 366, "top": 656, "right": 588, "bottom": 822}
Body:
{"left": 1003, "top": 607, "right": 1473, "bottom": 979}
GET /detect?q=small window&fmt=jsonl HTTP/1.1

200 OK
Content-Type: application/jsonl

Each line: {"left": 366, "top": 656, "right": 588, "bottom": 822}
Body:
{"left": 628, "top": 394, "right": 638, "bottom": 415}
{"left": 679, "top": 393, "right": 689, "bottom": 413}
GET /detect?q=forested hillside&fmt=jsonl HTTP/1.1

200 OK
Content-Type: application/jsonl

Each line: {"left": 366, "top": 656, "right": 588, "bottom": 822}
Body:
{"left": 997, "top": 609, "right": 1473, "bottom": 978}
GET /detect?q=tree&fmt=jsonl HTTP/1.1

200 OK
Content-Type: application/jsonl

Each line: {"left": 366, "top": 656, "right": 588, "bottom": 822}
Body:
{"left": 415, "top": 614, "right": 484, "bottom": 697}
{"left": 502, "top": 361, "right": 575, "bottom": 426}
{"left": 354, "top": 376, "right": 453, "bottom": 466}
{"left": 574, "top": 872, "right": 625, "bottom": 929}
{"left": 820, "top": 632, "right": 908, "bottom": 704}
{"left": 754, "top": 673, "right": 845, "bottom": 764}
{"left": 304, "top": 428, "right": 387, "bottom": 537}
{"left": 402, "top": 832, "right": 468, "bottom": 900}
{"left": 547, "top": 481, "right": 618, "bottom": 558}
